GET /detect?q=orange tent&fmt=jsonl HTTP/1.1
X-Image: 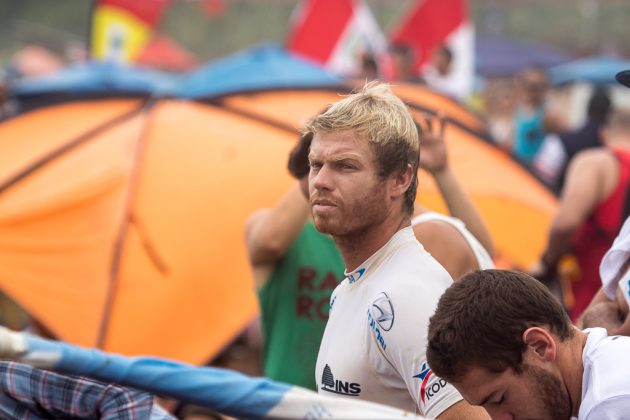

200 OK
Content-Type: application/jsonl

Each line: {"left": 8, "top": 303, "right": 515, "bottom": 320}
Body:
{"left": 1, "top": 47, "right": 557, "bottom": 365}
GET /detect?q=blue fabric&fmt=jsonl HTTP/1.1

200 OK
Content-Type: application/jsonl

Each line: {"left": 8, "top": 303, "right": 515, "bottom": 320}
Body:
{"left": 0, "top": 361, "right": 172, "bottom": 419}
{"left": 25, "top": 335, "right": 290, "bottom": 419}
{"left": 10, "top": 62, "right": 179, "bottom": 97}
{"left": 549, "top": 56, "right": 630, "bottom": 86}
{"left": 513, "top": 108, "right": 546, "bottom": 163}
{"left": 476, "top": 33, "right": 573, "bottom": 77}
{"left": 176, "top": 44, "right": 342, "bottom": 98}
{"left": 10, "top": 44, "right": 342, "bottom": 101}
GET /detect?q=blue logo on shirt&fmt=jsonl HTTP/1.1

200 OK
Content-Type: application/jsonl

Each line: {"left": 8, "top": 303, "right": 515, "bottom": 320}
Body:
{"left": 367, "top": 309, "right": 387, "bottom": 350}
{"left": 414, "top": 362, "right": 431, "bottom": 381}
{"left": 347, "top": 267, "right": 366, "bottom": 284}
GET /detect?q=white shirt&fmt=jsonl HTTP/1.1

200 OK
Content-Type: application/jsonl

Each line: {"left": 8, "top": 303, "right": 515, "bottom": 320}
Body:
{"left": 315, "top": 227, "right": 463, "bottom": 417}
{"left": 423, "top": 67, "right": 468, "bottom": 101}
{"left": 600, "top": 216, "right": 630, "bottom": 300}
{"left": 578, "top": 328, "right": 630, "bottom": 419}
{"left": 411, "top": 212, "right": 495, "bottom": 271}
{"left": 532, "top": 133, "right": 567, "bottom": 185}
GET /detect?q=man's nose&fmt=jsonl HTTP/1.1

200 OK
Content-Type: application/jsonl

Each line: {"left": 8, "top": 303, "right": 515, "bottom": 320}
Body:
{"left": 311, "top": 165, "right": 333, "bottom": 191}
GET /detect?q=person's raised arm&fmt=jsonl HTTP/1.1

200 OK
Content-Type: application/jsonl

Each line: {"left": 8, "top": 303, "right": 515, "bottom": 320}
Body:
{"left": 532, "top": 150, "right": 612, "bottom": 278}
{"left": 245, "top": 183, "right": 310, "bottom": 269}
{"left": 419, "top": 115, "right": 495, "bottom": 256}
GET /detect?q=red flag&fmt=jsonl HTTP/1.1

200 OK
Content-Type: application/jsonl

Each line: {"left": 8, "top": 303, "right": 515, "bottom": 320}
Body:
{"left": 287, "top": 0, "right": 387, "bottom": 77}
{"left": 200, "top": 0, "right": 226, "bottom": 17}
{"left": 390, "top": 0, "right": 474, "bottom": 98}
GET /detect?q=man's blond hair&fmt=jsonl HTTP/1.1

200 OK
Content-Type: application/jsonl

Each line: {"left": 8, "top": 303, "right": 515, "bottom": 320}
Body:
{"left": 304, "top": 83, "right": 419, "bottom": 215}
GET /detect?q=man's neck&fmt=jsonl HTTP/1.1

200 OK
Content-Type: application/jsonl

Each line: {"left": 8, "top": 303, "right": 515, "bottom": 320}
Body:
{"left": 559, "top": 328, "right": 587, "bottom": 417}
{"left": 335, "top": 213, "right": 411, "bottom": 272}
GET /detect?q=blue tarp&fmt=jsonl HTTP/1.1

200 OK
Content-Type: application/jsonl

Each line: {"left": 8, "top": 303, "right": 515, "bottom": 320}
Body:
{"left": 549, "top": 56, "right": 630, "bottom": 86}
{"left": 176, "top": 44, "right": 342, "bottom": 98}
{"left": 476, "top": 33, "right": 574, "bottom": 77}
{"left": 9, "top": 44, "right": 342, "bottom": 100}
{"left": 10, "top": 61, "right": 179, "bottom": 97}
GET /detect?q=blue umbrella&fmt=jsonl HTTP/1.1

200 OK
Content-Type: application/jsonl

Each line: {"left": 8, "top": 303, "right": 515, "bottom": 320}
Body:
{"left": 549, "top": 56, "right": 630, "bottom": 86}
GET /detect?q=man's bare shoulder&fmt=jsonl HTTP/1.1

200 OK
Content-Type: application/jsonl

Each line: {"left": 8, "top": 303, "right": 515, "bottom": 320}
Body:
{"left": 570, "top": 148, "right": 616, "bottom": 170}
{"left": 412, "top": 220, "right": 477, "bottom": 280}
{"left": 413, "top": 219, "right": 467, "bottom": 248}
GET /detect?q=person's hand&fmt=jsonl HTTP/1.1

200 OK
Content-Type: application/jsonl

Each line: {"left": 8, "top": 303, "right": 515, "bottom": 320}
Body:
{"left": 0, "top": 326, "right": 27, "bottom": 359}
{"left": 419, "top": 113, "right": 448, "bottom": 175}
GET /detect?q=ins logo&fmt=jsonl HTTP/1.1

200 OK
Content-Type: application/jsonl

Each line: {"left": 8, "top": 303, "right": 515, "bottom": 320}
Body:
{"left": 414, "top": 362, "right": 447, "bottom": 403}
{"left": 321, "top": 364, "right": 361, "bottom": 396}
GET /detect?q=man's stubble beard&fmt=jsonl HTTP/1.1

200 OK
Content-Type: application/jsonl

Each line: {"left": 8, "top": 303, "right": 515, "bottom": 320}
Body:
{"left": 312, "top": 182, "right": 389, "bottom": 241}
{"left": 523, "top": 364, "right": 571, "bottom": 420}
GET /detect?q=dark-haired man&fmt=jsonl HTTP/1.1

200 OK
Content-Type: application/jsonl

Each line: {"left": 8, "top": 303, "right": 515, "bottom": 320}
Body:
{"left": 427, "top": 269, "right": 630, "bottom": 419}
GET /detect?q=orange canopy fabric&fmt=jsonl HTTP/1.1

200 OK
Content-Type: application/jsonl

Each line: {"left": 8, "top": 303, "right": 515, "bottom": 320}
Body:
{"left": 0, "top": 84, "right": 557, "bottom": 364}
{"left": 222, "top": 86, "right": 557, "bottom": 268}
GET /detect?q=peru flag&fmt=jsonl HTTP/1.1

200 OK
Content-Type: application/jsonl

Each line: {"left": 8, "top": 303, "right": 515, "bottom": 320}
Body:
{"left": 287, "top": 0, "right": 387, "bottom": 77}
{"left": 391, "top": 0, "right": 474, "bottom": 97}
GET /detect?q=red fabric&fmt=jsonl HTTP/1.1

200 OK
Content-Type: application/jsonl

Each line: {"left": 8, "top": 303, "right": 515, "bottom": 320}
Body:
{"left": 571, "top": 148, "right": 630, "bottom": 319}
{"left": 98, "top": 0, "right": 172, "bottom": 26}
{"left": 137, "top": 35, "right": 198, "bottom": 72}
{"left": 200, "top": 0, "right": 226, "bottom": 17}
{"left": 286, "top": 0, "right": 355, "bottom": 64}
{"left": 390, "top": 0, "right": 466, "bottom": 69}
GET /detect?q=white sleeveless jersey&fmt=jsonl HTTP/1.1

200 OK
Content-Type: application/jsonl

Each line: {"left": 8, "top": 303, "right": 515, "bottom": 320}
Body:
{"left": 315, "top": 227, "right": 463, "bottom": 417}
{"left": 412, "top": 212, "right": 495, "bottom": 270}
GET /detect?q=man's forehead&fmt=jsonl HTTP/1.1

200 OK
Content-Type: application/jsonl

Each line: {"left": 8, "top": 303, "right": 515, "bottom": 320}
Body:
{"left": 310, "top": 130, "right": 370, "bottom": 156}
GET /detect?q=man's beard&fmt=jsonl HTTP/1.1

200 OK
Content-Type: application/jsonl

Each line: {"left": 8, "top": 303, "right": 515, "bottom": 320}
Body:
{"left": 523, "top": 364, "right": 571, "bottom": 420}
{"left": 312, "top": 183, "right": 388, "bottom": 238}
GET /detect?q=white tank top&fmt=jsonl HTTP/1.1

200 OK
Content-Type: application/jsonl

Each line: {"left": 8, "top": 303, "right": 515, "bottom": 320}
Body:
{"left": 411, "top": 212, "right": 495, "bottom": 270}
{"left": 315, "top": 227, "right": 463, "bottom": 417}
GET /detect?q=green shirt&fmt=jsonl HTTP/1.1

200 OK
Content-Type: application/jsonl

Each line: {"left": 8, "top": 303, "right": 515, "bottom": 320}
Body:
{"left": 258, "top": 222, "right": 344, "bottom": 390}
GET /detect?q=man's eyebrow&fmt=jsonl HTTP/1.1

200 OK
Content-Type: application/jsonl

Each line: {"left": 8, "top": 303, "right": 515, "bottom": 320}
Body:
{"left": 330, "top": 153, "right": 361, "bottom": 161}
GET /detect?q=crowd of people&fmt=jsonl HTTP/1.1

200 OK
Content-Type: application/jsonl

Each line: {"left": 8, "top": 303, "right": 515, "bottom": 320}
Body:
{"left": 242, "top": 81, "right": 630, "bottom": 419}
{"left": 2, "top": 55, "right": 630, "bottom": 418}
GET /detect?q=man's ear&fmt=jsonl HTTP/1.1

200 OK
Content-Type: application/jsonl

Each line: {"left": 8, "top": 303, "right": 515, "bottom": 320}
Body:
{"left": 390, "top": 164, "right": 415, "bottom": 199}
{"left": 522, "top": 327, "right": 557, "bottom": 362}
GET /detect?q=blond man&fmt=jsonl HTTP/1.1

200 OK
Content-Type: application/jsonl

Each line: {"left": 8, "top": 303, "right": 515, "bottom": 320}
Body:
{"left": 307, "top": 83, "right": 488, "bottom": 419}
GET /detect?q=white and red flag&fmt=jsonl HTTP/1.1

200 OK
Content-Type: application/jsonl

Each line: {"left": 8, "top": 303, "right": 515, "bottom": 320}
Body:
{"left": 390, "top": 0, "right": 474, "bottom": 97}
{"left": 286, "top": 0, "right": 387, "bottom": 77}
